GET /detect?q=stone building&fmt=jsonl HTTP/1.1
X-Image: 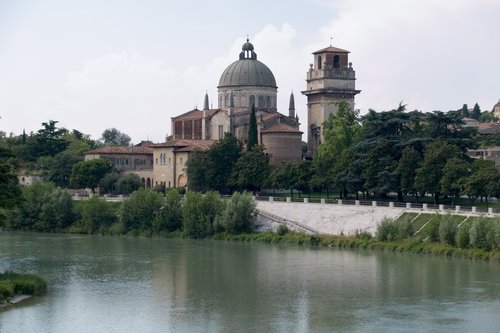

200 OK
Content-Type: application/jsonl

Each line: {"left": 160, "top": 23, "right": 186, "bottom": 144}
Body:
{"left": 302, "top": 45, "right": 360, "bottom": 155}
{"left": 493, "top": 100, "right": 500, "bottom": 119}
{"left": 170, "top": 39, "right": 303, "bottom": 165}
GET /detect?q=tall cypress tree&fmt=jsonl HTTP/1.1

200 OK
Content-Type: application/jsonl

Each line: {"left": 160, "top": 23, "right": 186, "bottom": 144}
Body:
{"left": 247, "top": 104, "right": 258, "bottom": 151}
{"left": 471, "top": 103, "right": 481, "bottom": 120}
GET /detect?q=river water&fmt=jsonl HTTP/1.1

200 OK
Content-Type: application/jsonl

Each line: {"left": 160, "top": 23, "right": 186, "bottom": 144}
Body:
{"left": 0, "top": 233, "right": 499, "bottom": 333}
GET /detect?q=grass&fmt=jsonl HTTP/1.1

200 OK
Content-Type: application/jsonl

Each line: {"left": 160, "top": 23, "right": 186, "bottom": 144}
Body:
{"left": 0, "top": 272, "right": 47, "bottom": 303}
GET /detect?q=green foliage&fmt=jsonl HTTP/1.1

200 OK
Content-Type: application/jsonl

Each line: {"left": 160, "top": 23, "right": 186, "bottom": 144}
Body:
{"left": 438, "top": 215, "right": 457, "bottom": 246}
{"left": 269, "top": 161, "right": 298, "bottom": 196}
{"left": 247, "top": 104, "right": 258, "bottom": 151}
{"left": 47, "top": 151, "right": 83, "bottom": 187}
{"left": 397, "top": 146, "right": 421, "bottom": 196}
{"left": 76, "top": 196, "right": 117, "bottom": 234}
{"left": 115, "top": 173, "right": 141, "bottom": 194}
{"left": 120, "top": 188, "right": 164, "bottom": 233}
{"left": 440, "top": 158, "right": 470, "bottom": 198}
{"left": 469, "top": 218, "right": 496, "bottom": 250}
{"left": 231, "top": 145, "right": 270, "bottom": 192}
{"left": 70, "top": 159, "right": 113, "bottom": 192}
{"left": 182, "top": 191, "right": 224, "bottom": 238}
{"left": 206, "top": 133, "right": 242, "bottom": 193}
{"left": 456, "top": 223, "right": 471, "bottom": 248}
{"left": 471, "top": 103, "right": 481, "bottom": 120}
{"left": 0, "top": 162, "right": 22, "bottom": 209}
{"left": 186, "top": 150, "right": 209, "bottom": 192}
{"left": 376, "top": 216, "right": 414, "bottom": 241}
{"left": 11, "top": 182, "right": 75, "bottom": 231}
{"left": 0, "top": 272, "right": 47, "bottom": 297}
{"left": 0, "top": 280, "right": 14, "bottom": 302}
{"left": 100, "top": 128, "right": 131, "bottom": 146}
{"left": 30, "top": 120, "right": 69, "bottom": 158}
{"left": 217, "top": 192, "right": 257, "bottom": 233}
{"left": 153, "top": 189, "right": 183, "bottom": 233}
{"left": 276, "top": 224, "right": 289, "bottom": 236}
{"left": 99, "top": 172, "right": 121, "bottom": 194}
{"left": 464, "top": 160, "right": 500, "bottom": 200}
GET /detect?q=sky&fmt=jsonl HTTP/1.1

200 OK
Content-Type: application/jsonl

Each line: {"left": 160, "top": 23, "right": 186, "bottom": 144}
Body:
{"left": 1, "top": 0, "right": 499, "bottom": 144}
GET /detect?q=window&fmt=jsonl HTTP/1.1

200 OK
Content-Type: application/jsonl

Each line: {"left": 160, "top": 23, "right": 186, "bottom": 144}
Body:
{"left": 266, "top": 96, "right": 271, "bottom": 107}
{"left": 318, "top": 55, "right": 322, "bottom": 69}
{"left": 258, "top": 96, "right": 264, "bottom": 108}
{"left": 218, "top": 125, "right": 224, "bottom": 139}
{"left": 249, "top": 95, "right": 255, "bottom": 107}
{"left": 125, "top": 159, "right": 129, "bottom": 165}
{"left": 333, "top": 55, "right": 340, "bottom": 68}
{"left": 180, "top": 157, "right": 183, "bottom": 163}
{"left": 225, "top": 95, "right": 229, "bottom": 107}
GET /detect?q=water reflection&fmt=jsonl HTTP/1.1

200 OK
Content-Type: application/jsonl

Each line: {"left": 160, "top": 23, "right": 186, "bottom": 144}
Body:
{"left": 0, "top": 233, "right": 499, "bottom": 333}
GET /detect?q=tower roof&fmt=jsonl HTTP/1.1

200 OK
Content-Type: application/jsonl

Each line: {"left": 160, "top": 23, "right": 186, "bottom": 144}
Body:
{"left": 312, "top": 46, "right": 350, "bottom": 54}
{"left": 218, "top": 39, "right": 277, "bottom": 88}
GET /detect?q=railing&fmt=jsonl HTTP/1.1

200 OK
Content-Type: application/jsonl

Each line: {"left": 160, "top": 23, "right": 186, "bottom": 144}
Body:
{"left": 255, "top": 195, "right": 499, "bottom": 216}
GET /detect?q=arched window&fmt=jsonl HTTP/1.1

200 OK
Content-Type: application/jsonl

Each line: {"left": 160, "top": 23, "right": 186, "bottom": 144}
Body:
{"left": 249, "top": 95, "right": 255, "bottom": 107}
{"left": 318, "top": 55, "right": 322, "bottom": 69}
{"left": 258, "top": 96, "right": 264, "bottom": 108}
{"left": 333, "top": 55, "right": 340, "bottom": 68}
{"left": 224, "top": 95, "right": 229, "bottom": 107}
{"left": 266, "top": 96, "right": 271, "bottom": 107}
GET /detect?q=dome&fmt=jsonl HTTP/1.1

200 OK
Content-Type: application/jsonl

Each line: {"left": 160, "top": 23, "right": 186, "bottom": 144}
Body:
{"left": 218, "top": 39, "right": 277, "bottom": 88}
{"left": 218, "top": 59, "right": 277, "bottom": 88}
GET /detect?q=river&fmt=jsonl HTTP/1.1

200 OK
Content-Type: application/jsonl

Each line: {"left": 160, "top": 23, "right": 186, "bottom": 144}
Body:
{"left": 0, "top": 233, "right": 499, "bottom": 332}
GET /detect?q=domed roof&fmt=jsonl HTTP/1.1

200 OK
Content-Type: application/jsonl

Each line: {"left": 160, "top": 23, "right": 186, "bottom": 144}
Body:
{"left": 218, "top": 39, "right": 277, "bottom": 88}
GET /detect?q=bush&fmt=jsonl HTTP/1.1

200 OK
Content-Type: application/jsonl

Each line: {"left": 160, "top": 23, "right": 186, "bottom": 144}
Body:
{"left": 456, "top": 223, "right": 470, "bottom": 248}
{"left": 376, "top": 217, "right": 413, "bottom": 242}
{"left": 153, "top": 189, "right": 183, "bottom": 233}
{"left": 0, "top": 280, "right": 14, "bottom": 302}
{"left": 276, "top": 224, "right": 289, "bottom": 236}
{"left": 470, "top": 218, "right": 496, "bottom": 250}
{"left": 76, "top": 196, "right": 117, "bottom": 234}
{"left": 114, "top": 173, "right": 141, "bottom": 195}
{"left": 217, "top": 192, "right": 257, "bottom": 233}
{"left": 0, "top": 272, "right": 47, "bottom": 297}
{"left": 182, "top": 191, "right": 224, "bottom": 238}
{"left": 439, "top": 215, "right": 457, "bottom": 246}
{"left": 120, "top": 188, "right": 164, "bottom": 233}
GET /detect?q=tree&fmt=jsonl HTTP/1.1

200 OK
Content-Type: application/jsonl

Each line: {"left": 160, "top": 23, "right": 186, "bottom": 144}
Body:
{"left": 207, "top": 133, "right": 242, "bottom": 193}
{"left": 396, "top": 146, "right": 421, "bottom": 200}
{"left": 0, "top": 148, "right": 22, "bottom": 209}
{"left": 100, "top": 128, "right": 131, "bottom": 146}
{"left": 115, "top": 173, "right": 141, "bottom": 194}
{"left": 295, "top": 160, "right": 313, "bottom": 197}
{"left": 460, "top": 104, "right": 469, "bottom": 118}
{"left": 186, "top": 150, "right": 209, "bottom": 192}
{"left": 247, "top": 104, "right": 258, "bottom": 151}
{"left": 47, "top": 151, "right": 83, "bottom": 187}
{"left": 70, "top": 159, "right": 113, "bottom": 192}
{"left": 269, "top": 161, "right": 297, "bottom": 197}
{"left": 231, "top": 145, "right": 270, "bottom": 193}
{"left": 464, "top": 160, "right": 500, "bottom": 203}
{"left": 415, "top": 140, "right": 461, "bottom": 204}
{"left": 182, "top": 191, "right": 224, "bottom": 238}
{"left": 153, "top": 189, "right": 183, "bottom": 233}
{"left": 217, "top": 192, "right": 257, "bottom": 233}
{"left": 120, "top": 188, "right": 164, "bottom": 233}
{"left": 31, "top": 120, "right": 69, "bottom": 158}
{"left": 471, "top": 103, "right": 481, "bottom": 120}
{"left": 76, "top": 196, "right": 117, "bottom": 234}
{"left": 440, "top": 157, "right": 470, "bottom": 203}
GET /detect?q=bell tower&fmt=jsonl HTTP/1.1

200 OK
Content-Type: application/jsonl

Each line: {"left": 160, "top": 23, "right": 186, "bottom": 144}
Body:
{"left": 302, "top": 44, "right": 360, "bottom": 155}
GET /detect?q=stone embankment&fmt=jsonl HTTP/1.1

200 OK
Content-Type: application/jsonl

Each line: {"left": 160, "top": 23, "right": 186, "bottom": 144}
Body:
{"left": 256, "top": 197, "right": 499, "bottom": 235}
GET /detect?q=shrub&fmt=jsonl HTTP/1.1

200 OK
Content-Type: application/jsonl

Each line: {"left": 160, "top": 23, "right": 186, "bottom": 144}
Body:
{"left": 114, "top": 173, "right": 141, "bottom": 195}
{"left": 76, "top": 196, "right": 117, "bottom": 234}
{"left": 455, "top": 223, "right": 470, "bottom": 248}
{"left": 0, "top": 272, "right": 47, "bottom": 296}
{"left": 182, "top": 191, "right": 224, "bottom": 238}
{"left": 0, "top": 280, "right": 14, "bottom": 302}
{"left": 120, "top": 188, "right": 164, "bottom": 233}
{"left": 276, "top": 224, "right": 289, "bottom": 236}
{"left": 376, "top": 218, "right": 398, "bottom": 241}
{"left": 217, "top": 192, "right": 257, "bottom": 233}
{"left": 153, "top": 189, "right": 183, "bottom": 233}
{"left": 439, "top": 215, "right": 457, "bottom": 246}
{"left": 470, "top": 218, "right": 496, "bottom": 250}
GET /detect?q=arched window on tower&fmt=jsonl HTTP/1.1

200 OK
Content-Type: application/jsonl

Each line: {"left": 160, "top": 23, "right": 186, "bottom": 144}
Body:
{"left": 266, "top": 96, "right": 270, "bottom": 108}
{"left": 258, "top": 96, "right": 264, "bottom": 108}
{"left": 333, "top": 55, "right": 340, "bottom": 68}
{"left": 249, "top": 95, "right": 255, "bottom": 107}
{"left": 318, "top": 55, "right": 322, "bottom": 69}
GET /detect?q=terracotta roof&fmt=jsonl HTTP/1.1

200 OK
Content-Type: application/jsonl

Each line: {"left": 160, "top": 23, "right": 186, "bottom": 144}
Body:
{"left": 151, "top": 139, "right": 216, "bottom": 151}
{"left": 312, "top": 46, "right": 350, "bottom": 54}
{"left": 171, "top": 108, "right": 223, "bottom": 122}
{"left": 85, "top": 146, "right": 153, "bottom": 155}
{"left": 478, "top": 122, "right": 500, "bottom": 134}
{"left": 260, "top": 123, "right": 302, "bottom": 134}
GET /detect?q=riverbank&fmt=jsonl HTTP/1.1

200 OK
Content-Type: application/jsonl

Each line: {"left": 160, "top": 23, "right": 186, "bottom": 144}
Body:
{"left": 212, "top": 231, "right": 500, "bottom": 262}
{"left": 0, "top": 272, "right": 47, "bottom": 308}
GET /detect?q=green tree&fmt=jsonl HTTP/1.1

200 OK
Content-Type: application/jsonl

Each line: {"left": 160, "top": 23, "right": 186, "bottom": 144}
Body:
{"left": 153, "top": 189, "right": 183, "bottom": 233}
{"left": 295, "top": 160, "right": 313, "bottom": 197}
{"left": 207, "top": 133, "right": 242, "bottom": 193}
{"left": 99, "top": 172, "right": 121, "bottom": 194}
{"left": 396, "top": 146, "right": 421, "bottom": 200}
{"left": 76, "top": 196, "right": 117, "bottom": 234}
{"left": 47, "top": 151, "right": 83, "bottom": 187}
{"left": 186, "top": 150, "right": 209, "bottom": 192}
{"left": 70, "top": 159, "right": 113, "bottom": 192}
{"left": 100, "top": 128, "right": 131, "bottom": 146}
{"left": 464, "top": 160, "right": 500, "bottom": 203}
{"left": 231, "top": 145, "right": 270, "bottom": 193}
{"left": 0, "top": 148, "right": 22, "bottom": 209}
{"left": 460, "top": 104, "right": 469, "bottom": 117}
{"left": 471, "top": 103, "right": 481, "bottom": 120}
{"left": 440, "top": 157, "right": 470, "bottom": 203}
{"left": 30, "top": 120, "right": 69, "bottom": 158}
{"left": 217, "top": 191, "right": 257, "bottom": 233}
{"left": 120, "top": 188, "right": 164, "bottom": 233}
{"left": 182, "top": 191, "right": 224, "bottom": 238}
{"left": 115, "top": 173, "right": 141, "bottom": 194}
{"left": 269, "top": 161, "right": 297, "bottom": 197}
{"left": 247, "top": 104, "right": 258, "bottom": 151}
{"left": 415, "top": 140, "right": 461, "bottom": 204}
